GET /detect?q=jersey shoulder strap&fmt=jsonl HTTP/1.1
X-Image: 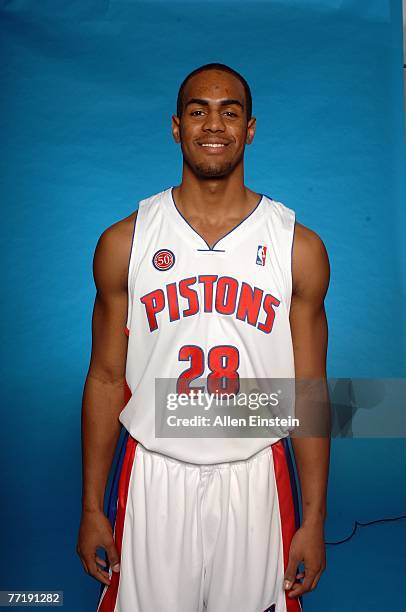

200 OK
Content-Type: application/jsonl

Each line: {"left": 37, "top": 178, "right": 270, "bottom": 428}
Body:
{"left": 125, "top": 189, "right": 168, "bottom": 330}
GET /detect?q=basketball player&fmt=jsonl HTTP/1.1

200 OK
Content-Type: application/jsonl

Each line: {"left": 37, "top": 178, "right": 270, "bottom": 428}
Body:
{"left": 77, "top": 63, "right": 330, "bottom": 612}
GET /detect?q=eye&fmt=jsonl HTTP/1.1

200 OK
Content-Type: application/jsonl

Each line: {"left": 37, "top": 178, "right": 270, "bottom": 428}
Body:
{"left": 190, "top": 110, "right": 205, "bottom": 116}
{"left": 224, "top": 111, "right": 238, "bottom": 118}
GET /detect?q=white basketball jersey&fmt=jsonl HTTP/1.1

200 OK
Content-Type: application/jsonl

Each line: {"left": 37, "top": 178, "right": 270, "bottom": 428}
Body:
{"left": 119, "top": 187, "right": 296, "bottom": 464}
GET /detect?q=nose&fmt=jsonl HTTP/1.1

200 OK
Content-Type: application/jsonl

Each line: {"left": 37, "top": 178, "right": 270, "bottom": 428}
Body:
{"left": 202, "top": 110, "right": 226, "bottom": 133}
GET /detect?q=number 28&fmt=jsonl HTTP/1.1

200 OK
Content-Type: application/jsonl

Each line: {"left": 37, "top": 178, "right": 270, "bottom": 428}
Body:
{"left": 176, "top": 344, "right": 240, "bottom": 395}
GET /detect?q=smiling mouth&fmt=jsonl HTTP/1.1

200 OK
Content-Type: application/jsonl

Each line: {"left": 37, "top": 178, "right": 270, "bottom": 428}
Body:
{"left": 197, "top": 143, "right": 230, "bottom": 151}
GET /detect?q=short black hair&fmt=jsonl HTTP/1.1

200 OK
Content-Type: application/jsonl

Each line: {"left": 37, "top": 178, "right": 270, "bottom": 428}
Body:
{"left": 176, "top": 63, "right": 252, "bottom": 120}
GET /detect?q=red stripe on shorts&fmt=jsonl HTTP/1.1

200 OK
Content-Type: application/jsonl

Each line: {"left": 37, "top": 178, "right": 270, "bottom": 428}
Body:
{"left": 98, "top": 434, "right": 137, "bottom": 611}
{"left": 272, "top": 439, "right": 302, "bottom": 612}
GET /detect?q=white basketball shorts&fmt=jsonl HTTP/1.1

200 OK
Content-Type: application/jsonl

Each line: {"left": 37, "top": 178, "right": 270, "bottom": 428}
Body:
{"left": 97, "top": 432, "right": 303, "bottom": 612}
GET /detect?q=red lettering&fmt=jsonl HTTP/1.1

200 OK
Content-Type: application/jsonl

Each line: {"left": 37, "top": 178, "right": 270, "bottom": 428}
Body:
{"left": 140, "top": 289, "right": 165, "bottom": 331}
{"left": 257, "top": 294, "right": 280, "bottom": 333}
{"left": 215, "top": 277, "right": 238, "bottom": 315}
{"left": 179, "top": 277, "right": 199, "bottom": 317}
{"left": 236, "top": 282, "right": 263, "bottom": 325}
{"left": 166, "top": 283, "right": 180, "bottom": 322}
{"left": 198, "top": 275, "right": 218, "bottom": 312}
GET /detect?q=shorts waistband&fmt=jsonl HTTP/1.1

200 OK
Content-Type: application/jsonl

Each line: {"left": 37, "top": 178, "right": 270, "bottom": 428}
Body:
{"left": 132, "top": 438, "right": 285, "bottom": 471}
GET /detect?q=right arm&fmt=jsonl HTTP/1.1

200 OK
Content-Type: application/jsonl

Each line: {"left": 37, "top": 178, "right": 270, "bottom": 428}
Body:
{"left": 76, "top": 216, "right": 135, "bottom": 586}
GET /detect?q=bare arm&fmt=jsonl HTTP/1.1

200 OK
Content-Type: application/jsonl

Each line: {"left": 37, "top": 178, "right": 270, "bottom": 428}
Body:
{"left": 284, "top": 222, "right": 331, "bottom": 599}
{"left": 77, "top": 214, "right": 135, "bottom": 585}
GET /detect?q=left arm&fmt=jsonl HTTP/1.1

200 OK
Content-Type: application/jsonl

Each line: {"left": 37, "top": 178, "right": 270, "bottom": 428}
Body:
{"left": 284, "top": 222, "right": 331, "bottom": 599}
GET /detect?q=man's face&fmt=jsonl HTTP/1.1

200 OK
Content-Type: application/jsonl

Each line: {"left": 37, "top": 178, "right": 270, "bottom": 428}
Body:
{"left": 172, "top": 70, "right": 256, "bottom": 179}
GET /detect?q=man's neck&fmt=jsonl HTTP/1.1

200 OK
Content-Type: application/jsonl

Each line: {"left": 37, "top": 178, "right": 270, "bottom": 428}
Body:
{"left": 173, "top": 168, "right": 259, "bottom": 222}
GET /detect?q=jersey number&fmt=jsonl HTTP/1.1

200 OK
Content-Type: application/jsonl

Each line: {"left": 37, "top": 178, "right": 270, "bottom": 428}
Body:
{"left": 177, "top": 345, "right": 240, "bottom": 395}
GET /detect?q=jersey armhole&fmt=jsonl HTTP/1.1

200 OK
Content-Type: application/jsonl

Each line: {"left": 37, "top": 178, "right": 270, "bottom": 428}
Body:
{"left": 125, "top": 211, "right": 139, "bottom": 333}
{"left": 287, "top": 211, "right": 296, "bottom": 314}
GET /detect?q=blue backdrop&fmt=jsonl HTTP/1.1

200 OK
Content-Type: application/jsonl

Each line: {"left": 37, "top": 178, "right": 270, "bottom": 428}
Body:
{"left": 1, "top": 1, "right": 405, "bottom": 610}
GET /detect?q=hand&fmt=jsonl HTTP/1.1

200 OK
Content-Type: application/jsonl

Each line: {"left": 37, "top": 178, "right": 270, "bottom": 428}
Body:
{"left": 283, "top": 522, "right": 326, "bottom": 599}
{"left": 76, "top": 509, "right": 120, "bottom": 586}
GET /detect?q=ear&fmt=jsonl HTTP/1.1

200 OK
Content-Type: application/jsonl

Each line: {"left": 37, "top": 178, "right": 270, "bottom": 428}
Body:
{"left": 246, "top": 116, "right": 256, "bottom": 145}
{"left": 172, "top": 114, "right": 181, "bottom": 143}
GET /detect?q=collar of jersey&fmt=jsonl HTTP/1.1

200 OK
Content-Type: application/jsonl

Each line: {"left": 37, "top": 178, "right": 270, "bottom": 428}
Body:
{"left": 163, "top": 187, "right": 266, "bottom": 252}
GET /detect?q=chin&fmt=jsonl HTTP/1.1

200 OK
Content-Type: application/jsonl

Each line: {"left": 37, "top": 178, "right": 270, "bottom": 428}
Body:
{"left": 194, "top": 162, "right": 233, "bottom": 178}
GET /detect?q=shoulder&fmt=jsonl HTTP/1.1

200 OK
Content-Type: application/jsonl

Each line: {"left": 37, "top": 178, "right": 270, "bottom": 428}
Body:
{"left": 96, "top": 211, "right": 137, "bottom": 255}
{"left": 93, "top": 187, "right": 167, "bottom": 264}
{"left": 292, "top": 221, "right": 330, "bottom": 299}
{"left": 93, "top": 211, "right": 138, "bottom": 292}
{"left": 293, "top": 221, "right": 327, "bottom": 258}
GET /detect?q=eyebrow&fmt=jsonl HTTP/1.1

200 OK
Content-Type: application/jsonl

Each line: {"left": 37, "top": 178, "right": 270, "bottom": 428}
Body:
{"left": 185, "top": 98, "right": 244, "bottom": 110}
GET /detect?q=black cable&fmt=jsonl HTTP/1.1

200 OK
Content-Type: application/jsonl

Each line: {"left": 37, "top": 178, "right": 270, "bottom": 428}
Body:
{"left": 325, "top": 514, "right": 406, "bottom": 546}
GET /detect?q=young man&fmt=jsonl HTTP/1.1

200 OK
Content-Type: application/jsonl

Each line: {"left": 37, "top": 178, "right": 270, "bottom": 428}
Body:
{"left": 77, "top": 63, "right": 330, "bottom": 612}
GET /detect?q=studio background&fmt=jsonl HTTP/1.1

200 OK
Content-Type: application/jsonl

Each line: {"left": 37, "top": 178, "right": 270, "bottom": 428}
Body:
{"left": 1, "top": 1, "right": 405, "bottom": 610}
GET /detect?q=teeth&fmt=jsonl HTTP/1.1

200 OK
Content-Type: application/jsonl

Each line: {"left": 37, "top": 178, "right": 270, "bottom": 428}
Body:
{"left": 201, "top": 143, "right": 225, "bottom": 147}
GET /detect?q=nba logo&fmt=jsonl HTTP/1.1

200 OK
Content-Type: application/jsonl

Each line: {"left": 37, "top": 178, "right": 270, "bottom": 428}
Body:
{"left": 256, "top": 245, "right": 267, "bottom": 266}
